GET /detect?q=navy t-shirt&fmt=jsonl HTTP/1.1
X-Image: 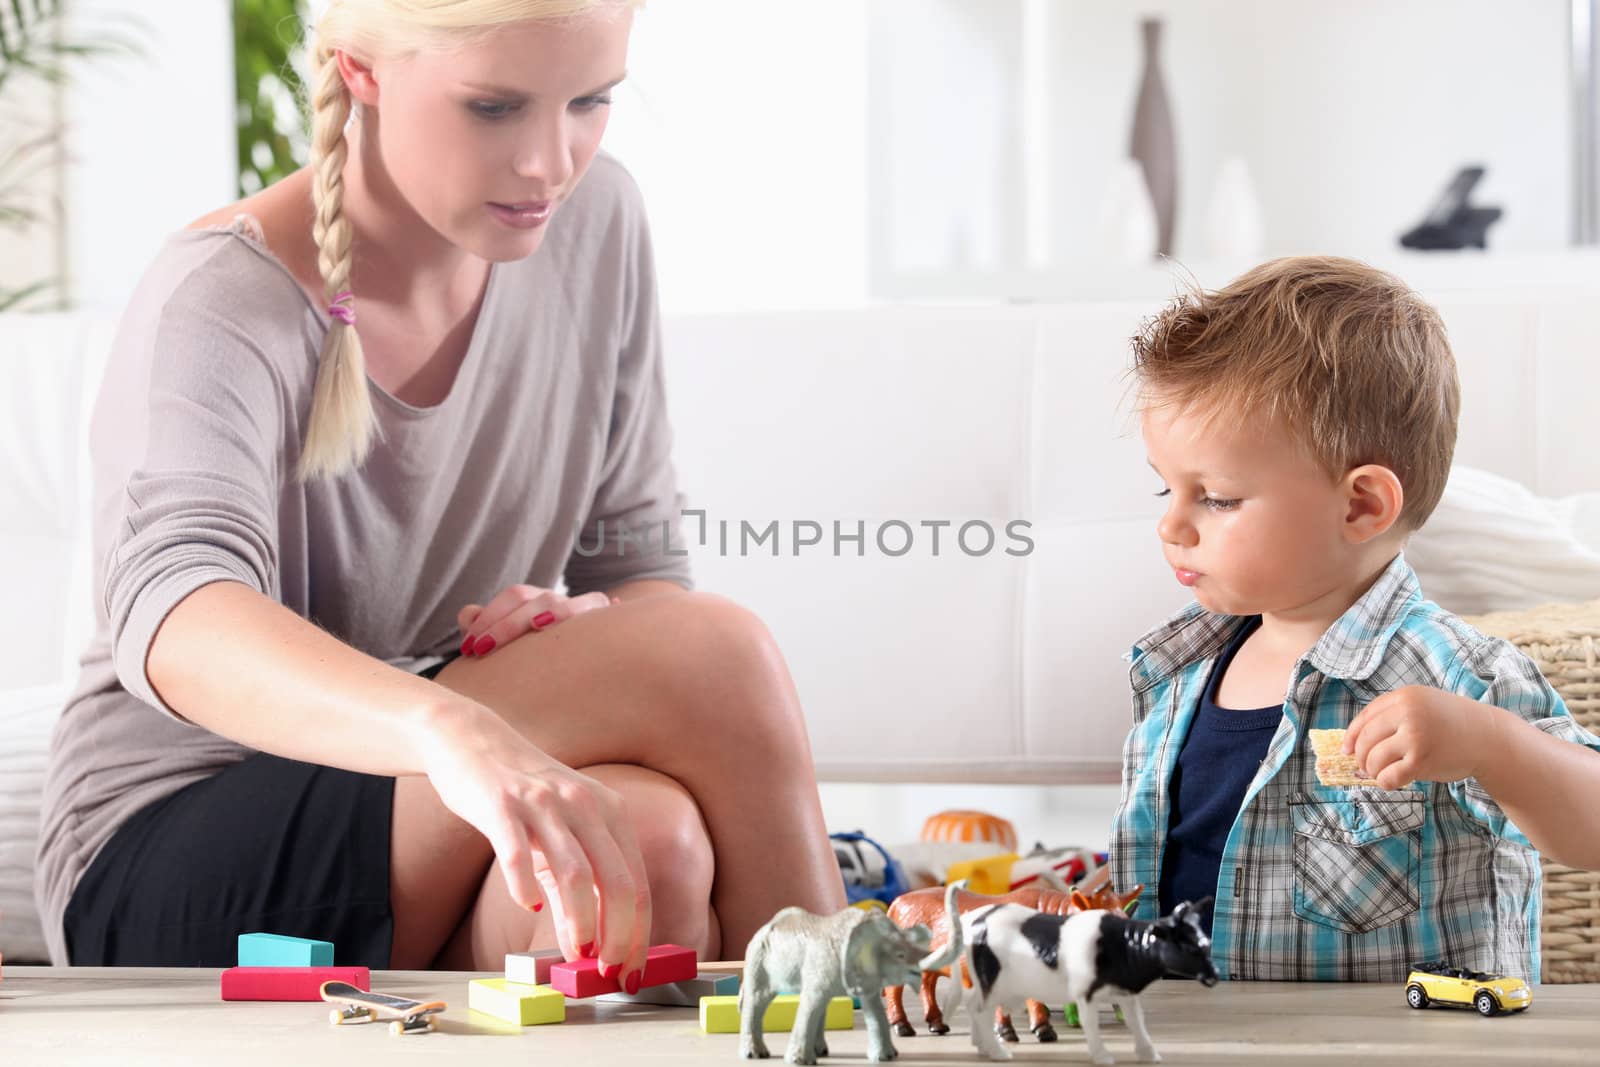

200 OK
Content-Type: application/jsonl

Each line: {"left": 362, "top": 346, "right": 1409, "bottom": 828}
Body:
{"left": 1158, "top": 616, "right": 1282, "bottom": 933}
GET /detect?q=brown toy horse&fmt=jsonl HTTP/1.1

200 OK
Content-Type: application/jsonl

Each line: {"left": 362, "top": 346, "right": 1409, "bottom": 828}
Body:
{"left": 882, "top": 871, "right": 1143, "bottom": 1043}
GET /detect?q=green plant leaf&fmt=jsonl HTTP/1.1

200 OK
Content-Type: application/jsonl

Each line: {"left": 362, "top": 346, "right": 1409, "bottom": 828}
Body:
{"left": 0, "top": 277, "right": 58, "bottom": 312}
{"left": 0, "top": 1, "right": 150, "bottom": 307}
{"left": 234, "top": 0, "right": 310, "bottom": 197}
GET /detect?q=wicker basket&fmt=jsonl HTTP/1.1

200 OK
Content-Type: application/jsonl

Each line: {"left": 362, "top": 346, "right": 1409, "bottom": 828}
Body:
{"left": 1467, "top": 599, "right": 1600, "bottom": 983}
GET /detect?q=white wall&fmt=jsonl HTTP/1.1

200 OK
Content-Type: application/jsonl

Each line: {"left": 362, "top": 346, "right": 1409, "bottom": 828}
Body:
{"left": 31, "top": 2, "right": 1589, "bottom": 312}
{"left": 819, "top": 782, "right": 1121, "bottom": 856}
{"left": 65, "top": 0, "right": 236, "bottom": 314}
{"left": 1240, "top": 0, "right": 1571, "bottom": 257}
{"left": 868, "top": 0, "right": 1577, "bottom": 297}
{"left": 603, "top": 0, "right": 871, "bottom": 313}
{"left": 56, "top": 0, "right": 868, "bottom": 317}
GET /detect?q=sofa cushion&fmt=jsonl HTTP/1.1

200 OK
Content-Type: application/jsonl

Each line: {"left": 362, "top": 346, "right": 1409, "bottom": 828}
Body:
{"left": 0, "top": 682, "right": 69, "bottom": 964}
{"left": 1409, "top": 466, "right": 1600, "bottom": 617}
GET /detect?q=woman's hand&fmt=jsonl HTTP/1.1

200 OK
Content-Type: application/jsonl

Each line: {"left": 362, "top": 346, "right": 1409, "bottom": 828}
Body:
{"left": 458, "top": 585, "right": 619, "bottom": 657}
{"left": 417, "top": 703, "right": 652, "bottom": 988}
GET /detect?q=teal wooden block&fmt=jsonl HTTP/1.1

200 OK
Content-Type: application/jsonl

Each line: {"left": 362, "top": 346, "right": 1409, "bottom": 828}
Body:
{"left": 237, "top": 932, "right": 334, "bottom": 967}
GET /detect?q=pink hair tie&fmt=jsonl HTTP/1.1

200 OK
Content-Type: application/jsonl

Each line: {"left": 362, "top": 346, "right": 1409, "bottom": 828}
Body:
{"left": 327, "top": 289, "right": 356, "bottom": 326}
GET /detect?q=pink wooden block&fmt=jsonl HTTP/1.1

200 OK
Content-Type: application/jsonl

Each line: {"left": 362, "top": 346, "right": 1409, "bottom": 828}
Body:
{"left": 220, "top": 965, "right": 370, "bottom": 1001}
{"left": 548, "top": 943, "right": 696, "bottom": 998}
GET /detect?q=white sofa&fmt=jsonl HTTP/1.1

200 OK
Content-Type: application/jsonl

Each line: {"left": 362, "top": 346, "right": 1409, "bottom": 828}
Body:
{"left": 5, "top": 291, "right": 1600, "bottom": 963}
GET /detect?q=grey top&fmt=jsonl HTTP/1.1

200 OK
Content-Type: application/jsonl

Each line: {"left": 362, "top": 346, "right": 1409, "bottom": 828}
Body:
{"left": 34, "top": 154, "right": 692, "bottom": 964}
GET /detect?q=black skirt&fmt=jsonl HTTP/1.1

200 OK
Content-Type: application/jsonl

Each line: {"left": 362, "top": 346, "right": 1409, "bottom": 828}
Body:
{"left": 63, "top": 655, "right": 459, "bottom": 967}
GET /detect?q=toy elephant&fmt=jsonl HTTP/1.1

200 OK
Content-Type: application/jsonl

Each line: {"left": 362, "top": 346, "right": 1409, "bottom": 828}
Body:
{"left": 740, "top": 881, "right": 965, "bottom": 1064}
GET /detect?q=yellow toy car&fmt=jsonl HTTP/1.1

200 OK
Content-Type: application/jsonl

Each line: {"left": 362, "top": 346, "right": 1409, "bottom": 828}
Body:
{"left": 1404, "top": 961, "right": 1532, "bottom": 1016}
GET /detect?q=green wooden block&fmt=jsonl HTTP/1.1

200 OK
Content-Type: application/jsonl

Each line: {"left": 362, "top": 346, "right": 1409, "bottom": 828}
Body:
{"left": 469, "top": 978, "right": 565, "bottom": 1025}
{"left": 236, "top": 933, "right": 333, "bottom": 968}
{"left": 699, "top": 994, "right": 852, "bottom": 1034}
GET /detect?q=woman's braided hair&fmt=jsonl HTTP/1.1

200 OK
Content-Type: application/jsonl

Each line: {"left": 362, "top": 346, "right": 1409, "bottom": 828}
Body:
{"left": 295, "top": 0, "right": 640, "bottom": 481}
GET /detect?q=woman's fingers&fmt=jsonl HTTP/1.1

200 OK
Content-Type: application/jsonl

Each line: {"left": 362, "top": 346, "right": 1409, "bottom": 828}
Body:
{"left": 527, "top": 810, "right": 600, "bottom": 960}
{"left": 598, "top": 791, "right": 654, "bottom": 989}
{"left": 578, "top": 791, "right": 648, "bottom": 984}
{"left": 476, "top": 596, "right": 565, "bottom": 655}
{"left": 420, "top": 724, "right": 647, "bottom": 970}
{"left": 465, "top": 590, "right": 617, "bottom": 658}
{"left": 532, "top": 867, "right": 575, "bottom": 961}
{"left": 528, "top": 777, "right": 650, "bottom": 982}
{"left": 482, "top": 815, "right": 543, "bottom": 917}
{"left": 567, "top": 591, "right": 614, "bottom": 615}
{"left": 461, "top": 586, "right": 559, "bottom": 656}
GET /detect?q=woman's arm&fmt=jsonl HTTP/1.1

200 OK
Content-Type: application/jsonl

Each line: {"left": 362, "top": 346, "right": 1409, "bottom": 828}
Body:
{"left": 146, "top": 579, "right": 654, "bottom": 972}
{"left": 146, "top": 579, "right": 454, "bottom": 774}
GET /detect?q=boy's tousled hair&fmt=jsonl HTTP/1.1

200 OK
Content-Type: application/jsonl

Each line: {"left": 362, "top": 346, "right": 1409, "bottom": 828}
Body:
{"left": 1130, "top": 255, "right": 1460, "bottom": 531}
{"left": 294, "top": 0, "right": 640, "bottom": 482}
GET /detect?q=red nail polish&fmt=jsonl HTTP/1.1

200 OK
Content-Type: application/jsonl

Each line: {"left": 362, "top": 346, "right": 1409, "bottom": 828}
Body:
{"left": 600, "top": 961, "right": 621, "bottom": 980}
{"left": 532, "top": 901, "right": 543, "bottom": 912}
{"left": 533, "top": 611, "right": 556, "bottom": 630}
{"left": 473, "top": 634, "right": 496, "bottom": 656}
{"left": 460, "top": 634, "right": 475, "bottom": 656}
{"left": 578, "top": 941, "right": 595, "bottom": 959}
{"left": 624, "top": 970, "right": 641, "bottom": 995}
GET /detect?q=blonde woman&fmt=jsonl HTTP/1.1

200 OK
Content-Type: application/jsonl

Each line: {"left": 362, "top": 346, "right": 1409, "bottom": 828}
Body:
{"left": 35, "top": 0, "right": 844, "bottom": 988}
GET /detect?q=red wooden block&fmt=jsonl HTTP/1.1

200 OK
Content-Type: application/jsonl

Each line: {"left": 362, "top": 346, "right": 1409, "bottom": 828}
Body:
{"left": 220, "top": 965, "right": 370, "bottom": 1001}
{"left": 548, "top": 943, "right": 696, "bottom": 998}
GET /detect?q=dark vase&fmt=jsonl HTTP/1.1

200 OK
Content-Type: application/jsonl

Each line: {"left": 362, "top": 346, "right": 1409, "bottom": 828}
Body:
{"left": 1129, "top": 17, "right": 1178, "bottom": 258}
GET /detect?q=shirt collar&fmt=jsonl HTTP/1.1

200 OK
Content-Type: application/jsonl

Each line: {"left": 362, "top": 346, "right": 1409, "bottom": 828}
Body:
{"left": 1128, "top": 552, "right": 1419, "bottom": 691}
{"left": 1302, "top": 552, "right": 1421, "bottom": 682}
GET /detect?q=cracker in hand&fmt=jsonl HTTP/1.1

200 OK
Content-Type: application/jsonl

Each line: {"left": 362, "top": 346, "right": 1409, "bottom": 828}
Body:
{"left": 1308, "top": 728, "right": 1379, "bottom": 788}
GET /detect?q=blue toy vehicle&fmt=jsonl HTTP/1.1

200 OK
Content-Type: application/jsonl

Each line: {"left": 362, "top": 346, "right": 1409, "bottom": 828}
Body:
{"left": 829, "top": 830, "right": 911, "bottom": 906}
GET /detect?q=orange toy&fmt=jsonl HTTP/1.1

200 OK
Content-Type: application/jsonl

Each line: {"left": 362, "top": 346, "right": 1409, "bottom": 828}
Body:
{"left": 920, "top": 810, "right": 1018, "bottom": 853}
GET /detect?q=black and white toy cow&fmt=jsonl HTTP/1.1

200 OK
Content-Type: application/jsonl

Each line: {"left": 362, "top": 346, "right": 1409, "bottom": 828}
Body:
{"left": 956, "top": 898, "right": 1217, "bottom": 1064}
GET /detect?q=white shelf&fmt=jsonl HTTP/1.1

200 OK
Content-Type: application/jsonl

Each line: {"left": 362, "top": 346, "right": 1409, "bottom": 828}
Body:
{"left": 871, "top": 249, "right": 1600, "bottom": 306}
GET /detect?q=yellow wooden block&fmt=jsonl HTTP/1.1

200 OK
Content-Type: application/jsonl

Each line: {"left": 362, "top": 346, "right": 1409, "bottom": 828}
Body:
{"left": 469, "top": 978, "right": 565, "bottom": 1025}
{"left": 699, "top": 994, "right": 852, "bottom": 1034}
{"left": 946, "top": 852, "right": 1020, "bottom": 895}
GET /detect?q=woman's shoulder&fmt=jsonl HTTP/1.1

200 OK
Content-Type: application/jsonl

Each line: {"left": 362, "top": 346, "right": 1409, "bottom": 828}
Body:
{"left": 530, "top": 152, "right": 653, "bottom": 296}
{"left": 576, "top": 150, "right": 646, "bottom": 209}
{"left": 171, "top": 169, "right": 324, "bottom": 321}
{"left": 138, "top": 228, "right": 317, "bottom": 387}
{"left": 115, "top": 183, "right": 324, "bottom": 396}
{"left": 558, "top": 150, "right": 650, "bottom": 241}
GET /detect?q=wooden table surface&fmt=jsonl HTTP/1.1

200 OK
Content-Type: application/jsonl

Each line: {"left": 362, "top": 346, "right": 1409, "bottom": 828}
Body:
{"left": 1, "top": 967, "right": 1594, "bottom": 1065}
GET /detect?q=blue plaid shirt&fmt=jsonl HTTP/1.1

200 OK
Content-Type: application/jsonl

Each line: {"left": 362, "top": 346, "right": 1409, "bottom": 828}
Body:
{"left": 1108, "top": 553, "right": 1600, "bottom": 982}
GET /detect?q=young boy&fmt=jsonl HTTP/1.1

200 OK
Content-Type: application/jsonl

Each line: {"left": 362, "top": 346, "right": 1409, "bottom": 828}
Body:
{"left": 1108, "top": 256, "right": 1600, "bottom": 983}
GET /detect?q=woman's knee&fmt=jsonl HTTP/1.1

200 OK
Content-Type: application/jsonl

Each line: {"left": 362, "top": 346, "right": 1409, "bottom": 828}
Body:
{"left": 587, "top": 763, "right": 716, "bottom": 953}
{"left": 640, "top": 592, "right": 806, "bottom": 744}
{"left": 638, "top": 786, "right": 714, "bottom": 901}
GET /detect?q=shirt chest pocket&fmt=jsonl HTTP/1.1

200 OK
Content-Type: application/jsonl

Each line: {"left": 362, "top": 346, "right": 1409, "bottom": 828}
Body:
{"left": 1289, "top": 791, "right": 1424, "bottom": 935}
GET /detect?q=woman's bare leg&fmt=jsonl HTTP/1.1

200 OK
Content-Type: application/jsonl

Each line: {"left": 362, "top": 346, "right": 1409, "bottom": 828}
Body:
{"left": 387, "top": 591, "right": 844, "bottom": 969}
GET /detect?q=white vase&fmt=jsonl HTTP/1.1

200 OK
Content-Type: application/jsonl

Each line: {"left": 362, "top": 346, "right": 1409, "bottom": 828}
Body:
{"left": 1094, "top": 158, "right": 1160, "bottom": 265}
{"left": 1203, "top": 157, "right": 1265, "bottom": 262}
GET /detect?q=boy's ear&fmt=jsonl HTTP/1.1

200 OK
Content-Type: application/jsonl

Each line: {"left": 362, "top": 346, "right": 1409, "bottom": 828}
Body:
{"left": 1341, "top": 464, "right": 1404, "bottom": 543}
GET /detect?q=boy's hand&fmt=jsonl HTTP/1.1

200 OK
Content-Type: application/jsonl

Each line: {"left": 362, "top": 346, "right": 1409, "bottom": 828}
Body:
{"left": 1344, "top": 686, "right": 1505, "bottom": 789}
